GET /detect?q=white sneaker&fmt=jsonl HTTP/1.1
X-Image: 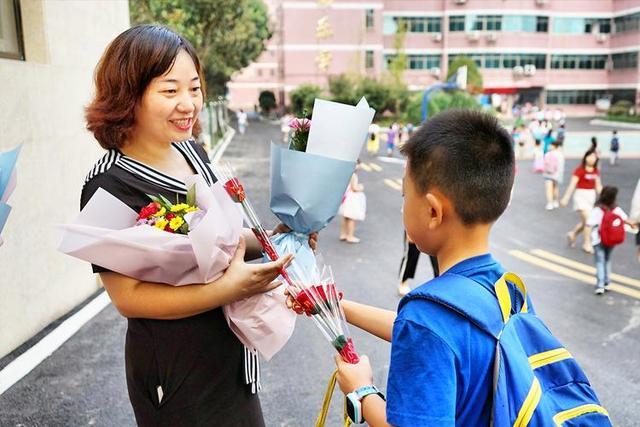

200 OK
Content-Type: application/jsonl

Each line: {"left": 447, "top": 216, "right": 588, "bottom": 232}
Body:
{"left": 594, "top": 288, "right": 605, "bottom": 295}
{"left": 553, "top": 201, "right": 560, "bottom": 208}
{"left": 545, "top": 203, "right": 554, "bottom": 211}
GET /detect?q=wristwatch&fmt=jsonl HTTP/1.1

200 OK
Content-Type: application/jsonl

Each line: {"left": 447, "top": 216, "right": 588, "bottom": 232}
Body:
{"left": 346, "top": 385, "right": 386, "bottom": 424}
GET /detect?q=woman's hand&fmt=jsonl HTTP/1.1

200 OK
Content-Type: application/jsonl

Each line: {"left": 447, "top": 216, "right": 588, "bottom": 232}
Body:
{"left": 220, "top": 236, "right": 293, "bottom": 299}
{"left": 334, "top": 354, "right": 374, "bottom": 394}
{"left": 271, "top": 223, "right": 319, "bottom": 251}
{"left": 560, "top": 197, "right": 569, "bottom": 207}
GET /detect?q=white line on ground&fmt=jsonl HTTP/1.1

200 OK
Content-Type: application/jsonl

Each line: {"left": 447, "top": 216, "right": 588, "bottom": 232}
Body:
{"left": 0, "top": 291, "right": 111, "bottom": 396}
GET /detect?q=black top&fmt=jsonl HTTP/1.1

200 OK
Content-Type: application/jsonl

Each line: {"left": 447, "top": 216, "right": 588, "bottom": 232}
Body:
{"left": 81, "top": 140, "right": 264, "bottom": 427}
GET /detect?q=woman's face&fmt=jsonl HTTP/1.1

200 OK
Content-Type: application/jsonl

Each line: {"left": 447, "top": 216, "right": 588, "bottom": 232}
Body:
{"left": 133, "top": 49, "right": 203, "bottom": 144}
{"left": 585, "top": 153, "right": 597, "bottom": 166}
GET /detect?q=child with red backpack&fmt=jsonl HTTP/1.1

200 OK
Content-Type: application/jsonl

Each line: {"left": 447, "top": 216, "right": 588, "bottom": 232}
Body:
{"left": 586, "top": 186, "right": 634, "bottom": 295}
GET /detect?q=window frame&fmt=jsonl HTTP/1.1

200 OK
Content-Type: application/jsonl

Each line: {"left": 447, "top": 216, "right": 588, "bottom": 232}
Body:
{"left": 365, "top": 9, "right": 375, "bottom": 29}
{"left": 0, "top": 0, "right": 25, "bottom": 60}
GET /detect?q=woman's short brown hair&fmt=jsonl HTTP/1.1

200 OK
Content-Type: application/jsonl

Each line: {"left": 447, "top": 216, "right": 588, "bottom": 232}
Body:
{"left": 86, "top": 25, "right": 205, "bottom": 149}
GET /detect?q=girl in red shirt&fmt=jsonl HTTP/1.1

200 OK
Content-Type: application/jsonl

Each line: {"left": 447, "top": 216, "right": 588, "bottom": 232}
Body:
{"left": 561, "top": 148, "right": 602, "bottom": 253}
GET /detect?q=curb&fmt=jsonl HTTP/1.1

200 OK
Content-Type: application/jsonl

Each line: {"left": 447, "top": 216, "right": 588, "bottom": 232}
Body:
{"left": 589, "top": 119, "right": 640, "bottom": 130}
{"left": 211, "top": 126, "right": 236, "bottom": 164}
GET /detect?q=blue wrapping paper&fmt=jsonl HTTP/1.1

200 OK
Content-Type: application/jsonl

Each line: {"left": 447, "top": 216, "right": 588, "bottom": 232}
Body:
{"left": 267, "top": 143, "right": 355, "bottom": 269}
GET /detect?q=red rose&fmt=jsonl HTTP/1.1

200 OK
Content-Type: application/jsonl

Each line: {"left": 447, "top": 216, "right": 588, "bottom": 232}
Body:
{"left": 338, "top": 338, "right": 360, "bottom": 364}
{"left": 223, "top": 178, "right": 246, "bottom": 203}
{"left": 164, "top": 224, "right": 174, "bottom": 233}
{"left": 166, "top": 213, "right": 176, "bottom": 220}
{"left": 138, "top": 202, "right": 160, "bottom": 220}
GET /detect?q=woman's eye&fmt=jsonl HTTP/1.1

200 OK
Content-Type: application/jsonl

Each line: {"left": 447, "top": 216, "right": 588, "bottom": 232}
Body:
{"left": 191, "top": 87, "right": 201, "bottom": 92}
{"left": 163, "top": 89, "right": 177, "bottom": 94}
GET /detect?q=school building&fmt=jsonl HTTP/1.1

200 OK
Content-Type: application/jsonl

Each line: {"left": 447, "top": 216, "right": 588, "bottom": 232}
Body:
{"left": 228, "top": 0, "right": 640, "bottom": 116}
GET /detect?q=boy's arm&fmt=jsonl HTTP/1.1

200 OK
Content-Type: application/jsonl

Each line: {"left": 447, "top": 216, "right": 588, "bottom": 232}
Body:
{"left": 341, "top": 300, "right": 396, "bottom": 342}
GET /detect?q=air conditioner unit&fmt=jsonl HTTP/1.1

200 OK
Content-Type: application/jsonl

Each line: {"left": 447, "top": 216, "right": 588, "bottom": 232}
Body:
{"left": 513, "top": 65, "right": 525, "bottom": 76}
{"left": 524, "top": 64, "right": 537, "bottom": 76}
{"left": 605, "top": 58, "right": 614, "bottom": 71}
{"left": 486, "top": 32, "right": 498, "bottom": 43}
{"left": 432, "top": 32, "right": 443, "bottom": 42}
{"left": 430, "top": 67, "right": 441, "bottom": 77}
{"left": 454, "top": 0, "right": 467, "bottom": 4}
{"left": 596, "top": 33, "right": 609, "bottom": 43}
{"left": 466, "top": 31, "right": 480, "bottom": 41}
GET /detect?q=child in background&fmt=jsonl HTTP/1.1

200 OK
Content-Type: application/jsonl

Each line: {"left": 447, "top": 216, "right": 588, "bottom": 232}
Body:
{"left": 532, "top": 139, "right": 544, "bottom": 173}
{"left": 609, "top": 130, "right": 620, "bottom": 166}
{"left": 586, "top": 186, "right": 634, "bottom": 295}
{"left": 561, "top": 148, "right": 602, "bottom": 253}
{"left": 367, "top": 123, "right": 380, "bottom": 155}
{"left": 386, "top": 123, "right": 398, "bottom": 157}
{"left": 543, "top": 140, "right": 565, "bottom": 210}
{"left": 339, "top": 161, "right": 366, "bottom": 243}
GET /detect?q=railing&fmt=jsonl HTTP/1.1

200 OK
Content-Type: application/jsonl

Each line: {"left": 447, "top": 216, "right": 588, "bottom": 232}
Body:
{"left": 198, "top": 97, "right": 231, "bottom": 152}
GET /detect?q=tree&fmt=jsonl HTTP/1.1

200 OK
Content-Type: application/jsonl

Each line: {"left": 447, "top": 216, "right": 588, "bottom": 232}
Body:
{"left": 130, "top": 0, "right": 272, "bottom": 97}
{"left": 289, "top": 84, "right": 323, "bottom": 117}
{"left": 447, "top": 55, "right": 483, "bottom": 94}
{"left": 328, "top": 74, "right": 358, "bottom": 105}
{"left": 258, "top": 90, "right": 277, "bottom": 114}
{"left": 387, "top": 19, "right": 407, "bottom": 86}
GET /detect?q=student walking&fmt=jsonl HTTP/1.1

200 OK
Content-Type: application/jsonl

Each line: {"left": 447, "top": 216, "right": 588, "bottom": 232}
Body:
{"left": 561, "top": 148, "right": 602, "bottom": 253}
{"left": 586, "top": 186, "right": 633, "bottom": 295}
{"left": 609, "top": 130, "right": 620, "bottom": 165}
{"left": 237, "top": 109, "right": 248, "bottom": 135}
{"left": 367, "top": 123, "right": 380, "bottom": 155}
{"left": 543, "top": 140, "right": 565, "bottom": 210}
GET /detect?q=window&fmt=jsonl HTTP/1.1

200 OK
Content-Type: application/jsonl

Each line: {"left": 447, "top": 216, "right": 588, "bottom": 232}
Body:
{"left": 468, "top": 15, "right": 502, "bottom": 31}
{"left": 612, "top": 51, "right": 638, "bottom": 69}
{"left": 0, "top": 0, "right": 24, "bottom": 60}
{"left": 365, "top": 50, "right": 374, "bottom": 69}
{"left": 553, "top": 17, "right": 611, "bottom": 34}
{"left": 449, "top": 15, "right": 465, "bottom": 32}
{"left": 385, "top": 54, "right": 440, "bottom": 70}
{"left": 536, "top": 16, "right": 548, "bottom": 32}
{"left": 393, "top": 17, "right": 441, "bottom": 33}
{"left": 366, "top": 9, "right": 375, "bottom": 29}
{"left": 448, "top": 53, "right": 546, "bottom": 69}
{"left": 614, "top": 12, "right": 640, "bottom": 33}
{"left": 546, "top": 89, "right": 635, "bottom": 105}
{"left": 550, "top": 54, "right": 607, "bottom": 69}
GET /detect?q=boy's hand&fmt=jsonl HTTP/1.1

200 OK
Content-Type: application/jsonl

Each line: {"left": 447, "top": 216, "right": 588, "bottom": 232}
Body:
{"left": 560, "top": 198, "right": 569, "bottom": 208}
{"left": 271, "top": 223, "right": 319, "bottom": 251}
{"left": 334, "top": 354, "right": 374, "bottom": 394}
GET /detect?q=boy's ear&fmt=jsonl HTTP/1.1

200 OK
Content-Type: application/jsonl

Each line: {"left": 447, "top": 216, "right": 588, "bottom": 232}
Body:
{"left": 424, "top": 192, "right": 444, "bottom": 230}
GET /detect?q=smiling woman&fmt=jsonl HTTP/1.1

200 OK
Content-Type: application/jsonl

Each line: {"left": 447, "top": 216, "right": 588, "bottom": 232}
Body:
{"left": 80, "top": 25, "right": 290, "bottom": 427}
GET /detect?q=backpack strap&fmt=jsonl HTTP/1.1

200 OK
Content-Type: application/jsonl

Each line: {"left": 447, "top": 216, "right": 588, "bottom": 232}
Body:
{"left": 399, "top": 272, "right": 529, "bottom": 339}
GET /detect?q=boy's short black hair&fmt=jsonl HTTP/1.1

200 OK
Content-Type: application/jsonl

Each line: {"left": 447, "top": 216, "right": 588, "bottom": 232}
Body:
{"left": 597, "top": 186, "right": 618, "bottom": 209}
{"left": 400, "top": 110, "right": 515, "bottom": 225}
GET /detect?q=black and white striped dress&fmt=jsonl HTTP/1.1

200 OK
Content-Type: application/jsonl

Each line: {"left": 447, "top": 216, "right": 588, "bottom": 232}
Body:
{"left": 81, "top": 140, "right": 264, "bottom": 427}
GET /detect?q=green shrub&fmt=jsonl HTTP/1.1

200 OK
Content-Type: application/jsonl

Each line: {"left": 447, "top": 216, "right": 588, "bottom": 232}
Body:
{"left": 608, "top": 100, "right": 633, "bottom": 117}
{"left": 289, "top": 84, "right": 323, "bottom": 117}
{"left": 258, "top": 90, "right": 277, "bottom": 113}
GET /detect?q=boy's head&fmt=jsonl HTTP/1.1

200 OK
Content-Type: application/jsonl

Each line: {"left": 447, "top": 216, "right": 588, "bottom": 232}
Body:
{"left": 613, "top": 130, "right": 618, "bottom": 135}
{"left": 400, "top": 110, "right": 514, "bottom": 253}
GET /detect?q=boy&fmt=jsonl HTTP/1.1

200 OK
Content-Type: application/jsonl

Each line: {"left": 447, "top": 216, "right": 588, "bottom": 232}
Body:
{"left": 334, "top": 110, "right": 522, "bottom": 426}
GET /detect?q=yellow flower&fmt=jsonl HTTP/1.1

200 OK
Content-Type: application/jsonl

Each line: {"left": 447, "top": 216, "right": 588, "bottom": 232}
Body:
{"left": 154, "top": 218, "right": 168, "bottom": 230}
{"left": 169, "top": 216, "right": 185, "bottom": 231}
{"left": 170, "top": 203, "right": 190, "bottom": 213}
{"left": 153, "top": 207, "right": 166, "bottom": 217}
{"left": 185, "top": 206, "right": 199, "bottom": 213}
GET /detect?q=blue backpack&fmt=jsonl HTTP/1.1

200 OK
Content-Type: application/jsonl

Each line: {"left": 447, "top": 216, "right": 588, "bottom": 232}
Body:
{"left": 401, "top": 272, "right": 611, "bottom": 426}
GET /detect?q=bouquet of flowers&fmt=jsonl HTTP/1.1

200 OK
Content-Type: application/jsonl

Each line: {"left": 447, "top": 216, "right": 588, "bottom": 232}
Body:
{"left": 59, "top": 173, "right": 299, "bottom": 360}
{"left": 270, "top": 97, "right": 375, "bottom": 273}
{"left": 289, "top": 260, "right": 359, "bottom": 363}
{"left": 0, "top": 145, "right": 22, "bottom": 247}
{"left": 218, "top": 162, "right": 360, "bottom": 363}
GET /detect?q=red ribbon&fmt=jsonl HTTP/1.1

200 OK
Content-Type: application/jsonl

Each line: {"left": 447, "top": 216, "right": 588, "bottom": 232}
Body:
{"left": 223, "top": 178, "right": 246, "bottom": 203}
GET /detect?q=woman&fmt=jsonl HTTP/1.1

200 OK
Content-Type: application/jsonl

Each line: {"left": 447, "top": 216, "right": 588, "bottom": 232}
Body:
{"left": 561, "top": 148, "right": 602, "bottom": 253}
{"left": 83, "top": 25, "right": 312, "bottom": 426}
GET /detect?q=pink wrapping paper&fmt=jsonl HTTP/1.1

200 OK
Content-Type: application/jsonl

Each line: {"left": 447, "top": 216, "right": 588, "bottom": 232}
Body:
{"left": 58, "top": 174, "right": 296, "bottom": 359}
